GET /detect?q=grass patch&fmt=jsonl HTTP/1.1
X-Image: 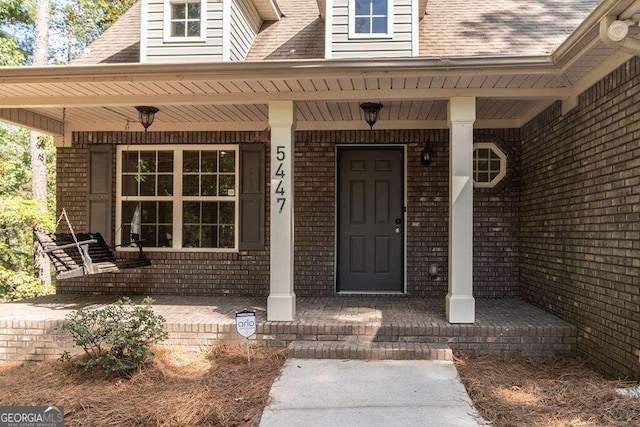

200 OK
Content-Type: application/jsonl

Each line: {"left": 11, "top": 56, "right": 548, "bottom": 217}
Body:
{"left": 456, "top": 355, "right": 640, "bottom": 427}
{"left": 0, "top": 342, "right": 286, "bottom": 426}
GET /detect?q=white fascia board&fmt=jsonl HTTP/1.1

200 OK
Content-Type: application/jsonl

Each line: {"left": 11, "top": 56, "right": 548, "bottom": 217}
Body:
{"left": 553, "top": 0, "right": 633, "bottom": 67}
{"left": 325, "top": 0, "right": 332, "bottom": 58}
{"left": 222, "top": 0, "right": 232, "bottom": 61}
{"left": 316, "top": 0, "right": 326, "bottom": 19}
{"left": 0, "top": 87, "right": 572, "bottom": 109}
{"left": 0, "top": 55, "right": 559, "bottom": 83}
{"left": 252, "top": 0, "right": 282, "bottom": 20}
{"left": 140, "top": 0, "right": 148, "bottom": 62}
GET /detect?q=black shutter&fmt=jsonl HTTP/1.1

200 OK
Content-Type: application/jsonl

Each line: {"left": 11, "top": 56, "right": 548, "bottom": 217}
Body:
{"left": 239, "top": 143, "right": 265, "bottom": 250}
{"left": 87, "top": 145, "right": 113, "bottom": 244}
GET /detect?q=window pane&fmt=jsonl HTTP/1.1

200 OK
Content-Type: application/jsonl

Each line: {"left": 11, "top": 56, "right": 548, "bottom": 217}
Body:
{"left": 355, "top": 17, "right": 370, "bottom": 33}
{"left": 183, "top": 225, "right": 200, "bottom": 248}
{"left": 219, "top": 225, "right": 234, "bottom": 248}
{"left": 158, "top": 201, "right": 173, "bottom": 224}
{"left": 141, "top": 225, "right": 158, "bottom": 247}
{"left": 158, "top": 175, "right": 173, "bottom": 196}
{"left": 187, "top": 21, "right": 200, "bottom": 37}
{"left": 158, "top": 151, "right": 173, "bottom": 172}
{"left": 219, "top": 202, "right": 235, "bottom": 224}
{"left": 158, "top": 225, "right": 173, "bottom": 247}
{"left": 201, "top": 151, "right": 217, "bottom": 173}
{"left": 122, "top": 152, "right": 138, "bottom": 173}
{"left": 172, "top": 3, "right": 186, "bottom": 19}
{"left": 477, "top": 148, "right": 490, "bottom": 160}
{"left": 122, "top": 202, "right": 138, "bottom": 225}
{"left": 489, "top": 171, "right": 500, "bottom": 181}
{"left": 183, "top": 151, "right": 199, "bottom": 173}
{"left": 355, "top": 0, "right": 370, "bottom": 15}
{"left": 140, "top": 152, "right": 157, "bottom": 173}
{"left": 172, "top": 22, "right": 185, "bottom": 38}
{"left": 219, "top": 151, "right": 235, "bottom": 172}
{"left": 201, "top": 175, "right": 217, "bottom": 196}
{"left": 371, "top": 17, "right": 387, "bottom": 33}
{"left": 201, "top": 225, "right": 217, "bottom": 248}
{"left": 140, "top": 175, "right": 156, "bottom": 196}
{"left": 477, "top": 160, "right": 489, "bottom": 172}
{"left": 183, "top": 175, "right": 200, "bottom": 196}
{"left": 478, "top": 172, "right": 489, "bottom": 183}
{"left": 372, "top": 0, "right": 386, "bottom": 15}
{"left": 202, "top": 202, "right": 218, "bottom": 224}
{"left": 489, "top": 150, "right": 500, "bottom": 161}
{"left": 122, "top": 175, "right": 138, "bottom": 196}
{"left": 219, "top": 175, "right": 235, "bottom": 196}
{"left": 183, "top": 202, "right": 200, "bottom": 224}
{"left": 187, "top": 2, "right": 201, "bottom": 17}
{"left": 490, "top": 160, "right": 501, "bottom": 172}
{"left": 141, "top": 202, "right": 157, "bottom": 223}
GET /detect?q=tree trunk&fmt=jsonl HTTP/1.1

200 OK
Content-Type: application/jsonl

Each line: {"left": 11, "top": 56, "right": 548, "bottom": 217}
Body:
{"left": 31, "top": 0, "right": 51, "bottom": 285}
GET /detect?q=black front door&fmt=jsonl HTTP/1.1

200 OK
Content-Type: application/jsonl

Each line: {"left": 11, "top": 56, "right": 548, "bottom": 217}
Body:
{"left": 337, "top": 147, "right": 404, "bottom": 292}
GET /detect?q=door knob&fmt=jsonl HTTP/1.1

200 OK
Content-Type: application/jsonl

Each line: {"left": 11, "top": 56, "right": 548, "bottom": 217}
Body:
{"left": 395, "top": 227, "right": 400, "bottom": 234}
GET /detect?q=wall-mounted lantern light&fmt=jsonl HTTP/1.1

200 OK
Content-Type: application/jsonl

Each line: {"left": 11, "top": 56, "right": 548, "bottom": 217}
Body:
{"left": 421, "top": 143, "right": 433, "bottom": 168}
{"left": 135, "top": 106, "right": 159, "bottom": 132}
{"left": 359, "top": 102, "right": 383, "bottom": 129}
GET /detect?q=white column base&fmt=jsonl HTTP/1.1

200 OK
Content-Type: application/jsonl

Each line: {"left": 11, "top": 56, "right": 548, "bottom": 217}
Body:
{"left": 446, "top": 294, "right": 475, "bottom": 323}
{"left": 267, "top": 294, "right": 296, "bottom": 321}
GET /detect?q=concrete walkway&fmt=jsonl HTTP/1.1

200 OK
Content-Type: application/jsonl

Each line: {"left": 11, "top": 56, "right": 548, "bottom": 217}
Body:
{"left": 260, "top": 359, "right": 486, "bottom": 427}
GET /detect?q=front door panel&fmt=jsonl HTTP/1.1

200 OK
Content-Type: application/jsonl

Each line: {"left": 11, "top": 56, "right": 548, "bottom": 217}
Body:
{"left": 337, "top": 148, "right": 404, "bottom": 292}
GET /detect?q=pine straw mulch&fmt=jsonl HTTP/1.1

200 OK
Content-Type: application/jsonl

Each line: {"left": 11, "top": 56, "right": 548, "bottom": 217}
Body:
{"left": 455, "top": 354, "right": 640, "bottom": 427}
{"left": 0, "top": 342, "right": 286, "bottom": 427}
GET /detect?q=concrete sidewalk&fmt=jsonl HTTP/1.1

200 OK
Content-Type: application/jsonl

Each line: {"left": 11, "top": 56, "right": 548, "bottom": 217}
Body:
{"left": 260, "top": 359, "right": 486, "bottom": 427}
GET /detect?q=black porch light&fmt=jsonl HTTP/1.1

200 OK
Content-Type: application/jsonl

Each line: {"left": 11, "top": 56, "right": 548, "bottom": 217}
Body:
{"left": 359, "top": 102, "right": 383, "bottom": 129}
{"left": 421, "top": 142, "right": 433, "bottom": 168}
{"left": 135, "top": 106, "right": 159, "bottom": 131}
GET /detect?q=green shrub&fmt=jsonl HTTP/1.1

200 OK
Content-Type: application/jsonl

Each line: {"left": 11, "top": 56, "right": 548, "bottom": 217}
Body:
{"left": 60, "top": 297, "right": 169, "bottom": 377}
{"left": 0, "top": 266, "right": 54, "bottom": 302}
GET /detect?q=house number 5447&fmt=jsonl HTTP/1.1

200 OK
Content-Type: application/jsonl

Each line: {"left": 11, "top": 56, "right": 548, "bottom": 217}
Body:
{"left": 275, "top": 145, "right": 286, "bottom": 214}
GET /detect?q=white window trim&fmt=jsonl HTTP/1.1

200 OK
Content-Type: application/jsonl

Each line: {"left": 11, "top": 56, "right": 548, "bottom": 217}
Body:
{"left": 348, "top": 0, "right": 394, "bottom": 39}
{"left": 163, "top": 0, "right": 207, "bottom": 43}
{"left": 473, "top": 142, "right": 507, "bottom": 188}
{"left": 116, "top": 144, "right": 239, "bottom": 253}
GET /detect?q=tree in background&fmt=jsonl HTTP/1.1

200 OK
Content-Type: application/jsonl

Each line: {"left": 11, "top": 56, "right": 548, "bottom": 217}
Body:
{"left": 0, "top": 0, "right": 31, "bottom": 66}
{"left": 56, "top": 0, "right": 137, "bottom": 62}
{"left": 31, "top": 0, "right": 52, "bottom": 285}
{"left": 0, "top": 0, "right": 136, "bottom": 300}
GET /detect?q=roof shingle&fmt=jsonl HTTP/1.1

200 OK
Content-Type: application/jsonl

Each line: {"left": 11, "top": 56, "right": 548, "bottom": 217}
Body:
{"left": 74, "top": 0, "right": 603, "bottom": 64}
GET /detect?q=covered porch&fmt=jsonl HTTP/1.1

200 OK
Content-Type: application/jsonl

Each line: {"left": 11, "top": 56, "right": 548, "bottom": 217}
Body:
{"left": 0, "top": 295, "right": 576, "bottom": 363}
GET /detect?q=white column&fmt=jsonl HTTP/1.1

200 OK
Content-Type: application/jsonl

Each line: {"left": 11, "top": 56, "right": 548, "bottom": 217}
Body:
{"left": 446, "top": 97, "right": 476, "bottom": 323}
{"left": 267, "top": 101, "right": 296, "bottom": 321}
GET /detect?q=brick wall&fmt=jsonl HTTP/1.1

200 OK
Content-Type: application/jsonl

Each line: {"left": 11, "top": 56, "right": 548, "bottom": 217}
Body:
{"left": 520, "top": 58, "right": 640, "bottom": 378}
{"left": 56, "top": 132, "right": 271, "bottom": 297}
{"left": 55, "top": 129, "right": 520, "bottom": 298}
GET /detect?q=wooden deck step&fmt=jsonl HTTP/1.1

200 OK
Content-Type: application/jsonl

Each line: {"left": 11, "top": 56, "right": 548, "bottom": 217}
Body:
{"left": 287, "top": 340, "right": 453, "bottom": 361}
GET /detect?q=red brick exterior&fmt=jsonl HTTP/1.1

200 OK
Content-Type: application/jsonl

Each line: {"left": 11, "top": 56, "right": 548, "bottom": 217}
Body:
{"left": 520, "top": 58, "right": 640, "bottom": 379}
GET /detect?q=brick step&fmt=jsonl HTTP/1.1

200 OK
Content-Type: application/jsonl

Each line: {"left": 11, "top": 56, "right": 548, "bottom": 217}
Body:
{"left": 287, "top": 340, "right": 453, "bottom": 360}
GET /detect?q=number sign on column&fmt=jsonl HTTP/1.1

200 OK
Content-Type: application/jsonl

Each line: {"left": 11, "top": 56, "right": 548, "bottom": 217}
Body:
{"left": 275, "top": 145, "right": 286, "bottom": 214}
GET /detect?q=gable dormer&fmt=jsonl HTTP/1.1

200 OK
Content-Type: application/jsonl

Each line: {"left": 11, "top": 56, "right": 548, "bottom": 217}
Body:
{"left": 141, "top": 0, "right": 281, "bottom": 63}
{"left": 321, "top": 0, "right": 425, "bottom": 59}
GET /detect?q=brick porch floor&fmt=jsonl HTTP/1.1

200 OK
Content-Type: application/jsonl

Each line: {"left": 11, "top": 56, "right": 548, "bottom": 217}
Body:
{"left": 0, "top": 295, "right": 577, "bottom": 362}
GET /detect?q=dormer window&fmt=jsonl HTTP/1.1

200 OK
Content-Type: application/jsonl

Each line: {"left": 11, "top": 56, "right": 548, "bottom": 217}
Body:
{"left": 163, "top": 0, "right": 206, "bottom": 42}
{"left": 349, "top": 0, "right": 394, "bottom": 38}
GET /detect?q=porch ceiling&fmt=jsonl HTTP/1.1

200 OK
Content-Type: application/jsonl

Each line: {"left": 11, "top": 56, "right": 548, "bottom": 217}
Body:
{"left": 1, "top": 0, "right": 640, "bottom": 137}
